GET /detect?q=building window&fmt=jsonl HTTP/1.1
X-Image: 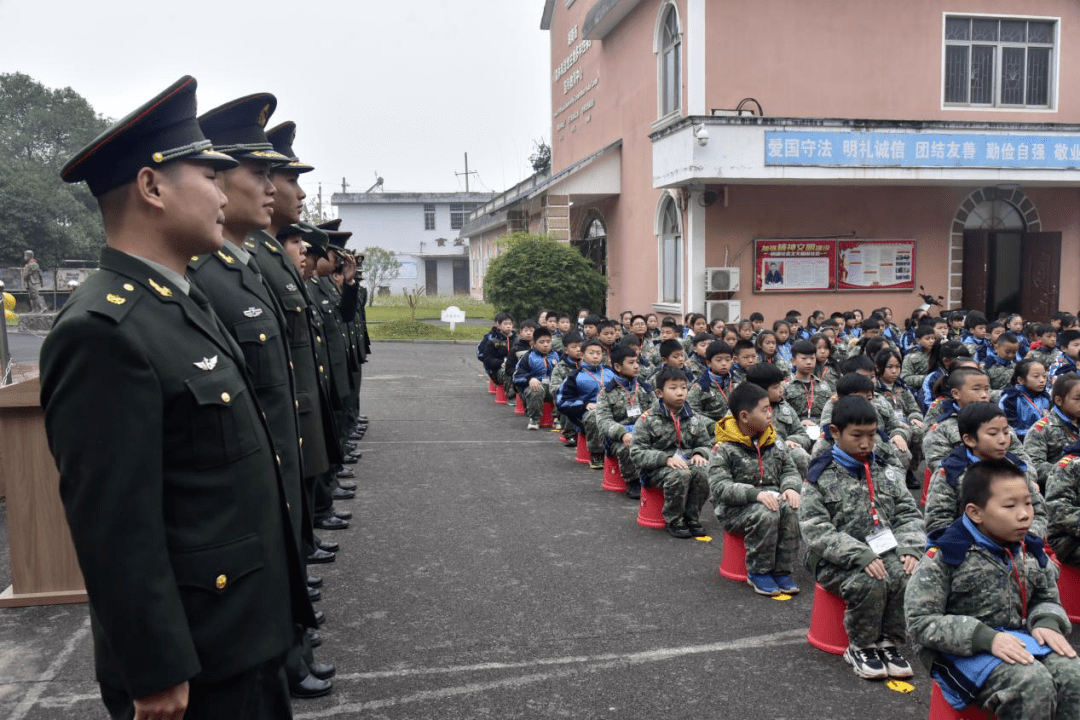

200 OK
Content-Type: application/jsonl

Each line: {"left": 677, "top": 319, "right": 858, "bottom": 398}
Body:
{"left": 573, "top": 214, "right": 607, "bottom": 276}
{"left": 659, "top": 198, "right": 681, "bottom": 304}
{"left": 450, "top": 203, "right": 477, "bottom": 230}
{"left": 423, "top": 204, "right": 436, "bottom": 230}
{"left": 944, "top": 16, "right": 1055, "bottom": 108}
{"left": 658, "top": 4, "right": 682, "bottom": 118}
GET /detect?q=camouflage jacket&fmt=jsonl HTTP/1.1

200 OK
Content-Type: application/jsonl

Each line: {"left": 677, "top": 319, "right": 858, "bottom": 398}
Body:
{"left": 809, "top": 427, "right": 905, "bottom": 470}
{"left": 772, "top": 400, "right": 811, "bottom": 448}
{"left": 1028, "top": 346, "right": 1061, "bottom": 369}
{"left": 983, "top": 351, "right": 1016, "bottom": 391}
{"left": 782, "top": 374, "right": 832, "bottom": 421}
{"left": 800, "top": 453, "right": 926, "bottom": 575}
{"left": 1025, "top": 409, "right": 1080, "bottom": 488}
{"left": 548, "top": 357, "right": 580, "bottom": 395}
{"left": 1045, "top": 449, "right": 1080, "bottom": 554}
{"left": 923, "top": 414, "right": 1031, "bottom": 471}
{"left": 686, "top": 371, "right": 732, "bottom": 423}
{"left": 819, "top": 394, "right": 911, "bottom": 443}
{"left": 758, "top": 353, "right": 791, "bottom": 376}
{"left": 901, "top": 348, "right": 930, "bottom": 390}
{"left": 923, "top": 396, "right": 953, "bottom": 425}
{"left": 709, "top": 416, "right": 801, "bottom": 510}
{"left": 629, "top": 403, "right": 713, "bottom": 472}
{"left": 905, "top": 517, "right": 1067, "bottom": 672}
{"left": 924, "top": 445, "right": 1045, "bottom": 539}
{"left": 876, "top": 380, "right": 923, "bottom": 425}
{"left": 593, "top": 376, "right": 658, "bottom": 441}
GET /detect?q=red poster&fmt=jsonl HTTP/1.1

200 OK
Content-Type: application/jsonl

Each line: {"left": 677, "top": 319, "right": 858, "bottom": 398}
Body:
{"left": 754, "top": 239, "right": 836, "bottom": 293}
{"left": 837, "top": 240, "right": 916, "bottom": 291}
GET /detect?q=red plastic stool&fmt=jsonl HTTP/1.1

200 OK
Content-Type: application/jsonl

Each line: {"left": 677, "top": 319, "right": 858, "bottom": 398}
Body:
{"left": 488, "top": 379, "right": 496, "bottom": 394}
{"left": 929, "top": 681, "right": 996, "bottom": 719}
{"left": 494, "top": 384, "right": 507, "bottom": 405}
{"left": 921, "top": 466, "right": 933, "bottom": 505}
{"left": 718, "top": 531, "right": 748, "bottom": 582}
{"left": 602, "top": 456, "right": 625, "bottom": 492}
{"left": 636, "top": 485, "right": 666, "bottom": 529}
{"left": 1056, "top": 559, "right": 1080, "bottom": 624}
{"left": 539, "top": 402, "right": 555, "bottom": 428}
{"left": 575, "top": 434, "right": 590, "bottom": 464}
{"left": 807, "top": 583, "right": 849, "bottom": 655}
{"left": 515, "top": 395, "right": 526, "bottom": 416}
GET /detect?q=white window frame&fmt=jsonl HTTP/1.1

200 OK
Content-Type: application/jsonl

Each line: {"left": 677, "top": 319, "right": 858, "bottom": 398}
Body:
{"left": 652, "top": 1, "right": 683, "bottom": 130}
{"left": 940, "top": 12, "right": 1060, "bottom": 113}
{"left": 655, "top": 194, "right": 683, "bottom": 309}
{"left": 423, "top": 203, "right": 436, "bottom": 230}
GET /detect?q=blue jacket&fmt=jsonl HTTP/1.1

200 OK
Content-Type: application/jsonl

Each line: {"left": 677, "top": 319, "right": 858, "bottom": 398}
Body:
{"left": 999, "top": 384, "right": 1051, "bottom": 438}
{"left": 481, "top": 328, "right": 515, "bottom": 377}
{"left": 962, "top": 333, "right": 992, "bottom": 363}
{"left": 512, "top": 349, "right": 561, "bottom": 390}
{"left": 1050, "top": 352, "right": 1079, "bottom": 379}
{"left": 556, "top": 363, "right": 616, "bottom": 428}
{"left": 921, "top": 367, "right": 946, "bottom": 409}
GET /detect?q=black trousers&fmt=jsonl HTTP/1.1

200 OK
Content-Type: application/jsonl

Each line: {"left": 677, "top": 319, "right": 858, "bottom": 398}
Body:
{"left": 101, "top": 656, "right": 292, "bottom": 720}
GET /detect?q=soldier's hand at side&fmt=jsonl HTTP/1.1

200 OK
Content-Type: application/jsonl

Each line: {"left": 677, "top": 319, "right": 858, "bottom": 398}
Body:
{"left": 757, "top": 491, "right": 780, "bottom": 511}
{"left": 529, "top": 378, "right": 541, "bottom": 391}
{"left": 1033, "top": 627, "right": 1078, "bottom": 657}
{"left": 690, "top": 454, "right": 708, "bottom": 467}
{"left": 666, "top": 455, "right": 689, "bottom": 470}
{"left": 891, "top": 435, "right": 909, "bottom": 455}
{"left": 902, "top": 554, "right": 919, "bottom": 575}
{"left": 134, "top": 681, "right": 189, "bottom": 720}
{"left": 992, "top": 632, "right": 1035, "bottom": 664}
{"left": 781, "top": 489, "right": 800, "bottom": 509}
{"left": 622, "top": 433, "right": 633, "bottom": 448}
{"left": 863, "top": 558, "right": 887, "bottom": 580}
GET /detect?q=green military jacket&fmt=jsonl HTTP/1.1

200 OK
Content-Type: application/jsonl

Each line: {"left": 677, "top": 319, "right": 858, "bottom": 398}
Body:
{"left": 1045, "top": 453, "right": 1080, "bottom": 558}
{"left": 783, "top": 374, "right": 832, "bottom": 422}
{"left": 901, "top": 349, "right": 930, "bottom": 391}
{"left": 905, "top": 523, "right": 1067, "bottom": 672}
{"left": 772, "top": 399, "right": 811, "bottom": 448}
{"left": 629, "top": 403, "right": 714, "bottom": 473}
{"left": 593, "top": 376, "right": 658, "bottom": 441}
{"left": 309, "top": 276, "right": 352, "bottom": 405}
{"left": 1025, "top": 410, "right": 1080, "bottom": 488}
{"left": 799, "top": 454, "right": 925, "bottom": 575}
{"left": 549, "top": 357, "right": 579, "bottom": 396}
{"left": 686, "top": 374, "right": 731, "bottom": 424}
{"left": 819, "top": 394, "right": 910, "bottom": 443}
{"left": 923, "top": 415, "right": 1030, "bottom": 470}
{"left": 40, "top": 248, "right": 313, "bottom": 699}
{"left": 876, "top": 381, "right": 923, "bottom": 425}
{"left": 708, "top": 416, "right": 801, "bottom": 513}
{"left": 924, "top": 452, "right": 1045, "bottom": 539}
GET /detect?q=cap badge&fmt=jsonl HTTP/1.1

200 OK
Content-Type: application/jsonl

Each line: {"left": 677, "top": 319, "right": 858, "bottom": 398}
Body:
{"left": 194, "top": 355, "right": 219, "bottom": 371}
{"left": 148, "top": 278, "right": 173, "bottom": 298}
{"left": 258, "top": 103, "right": 270, "bottom": 127}
{"left": 285, "top": 283, "right": 297, "bottom": 292}
{"left": 106, "top": 294, "right": 126, "bottom": 305}
{"left": 243, "top": 307, "right": 263, "bottom": 318}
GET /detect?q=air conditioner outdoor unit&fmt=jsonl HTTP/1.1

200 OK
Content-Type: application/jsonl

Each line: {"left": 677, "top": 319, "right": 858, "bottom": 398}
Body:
{"left": 706, "top": 300, "right": 741, "bottom": 323}
{"left": 705, "top": 267, "right": 740, "bottom": 292}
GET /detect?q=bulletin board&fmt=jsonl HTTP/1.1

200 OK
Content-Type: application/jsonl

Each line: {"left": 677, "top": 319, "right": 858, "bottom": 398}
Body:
{"left": 753, "top": 238, "right": 837, "bottom": 293}
{"left": 836, "top": 239, "right": 916, "bottom": 291}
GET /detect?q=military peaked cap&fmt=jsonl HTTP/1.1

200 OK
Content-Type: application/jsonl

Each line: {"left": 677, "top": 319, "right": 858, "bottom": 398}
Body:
{"left": 266, "top": 121, "right": 314, "bottom": 173}
{"left": 198, "top": 93, "right": 291, "bottom": 163}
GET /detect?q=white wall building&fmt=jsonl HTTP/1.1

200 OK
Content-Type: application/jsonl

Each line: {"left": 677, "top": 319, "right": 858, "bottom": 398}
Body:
{"left": 331, "top": 192, "right": 494, "bottom": 297}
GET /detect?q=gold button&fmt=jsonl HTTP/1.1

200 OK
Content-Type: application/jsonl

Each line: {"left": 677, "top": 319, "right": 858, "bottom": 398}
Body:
{"left": 152, "top": 152, "right": 164, "bottom": 163}
{"left": 295, "top": 400, "right": 299, "bottom": 409}
{"left": 299, "top": 437, "right": 304, "bottom": 448}
{"left": 123, "top": 283, "right": 134, "bottom": 291}
{"left": 276, "top": 455, "right": 282, "bottom": 465}
{"left": 317, "top": 336, "right": 322, "bottom": 343}
{"left": 215, "top": 574, "right": 227, "bottom": 590}
{"left": 259, "top": 333, "right": 267, "bottom": 342}
{"left": 319, "top": 365, "right": 324, "bottom": 372}
{"left": 221, "top": 392, "right": 231, "bottom": 403}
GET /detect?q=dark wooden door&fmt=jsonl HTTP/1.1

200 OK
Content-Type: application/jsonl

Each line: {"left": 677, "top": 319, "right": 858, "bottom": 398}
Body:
{"left": 962, "top": 231, "right": 990, "bottom": 313}
{"left": 425, "top": 260, "right": 437, "bottom": 295}
{"left": 1021, "top": 232, "right": 1061, "bottom": 322}
{"left": 452, "top": 259, "right": 468, "bottom": 295}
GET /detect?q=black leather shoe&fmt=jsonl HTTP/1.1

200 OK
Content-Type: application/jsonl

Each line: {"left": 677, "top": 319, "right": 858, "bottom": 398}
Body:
{"left": 333, "top": 487, "right": 355, "bottom": 500}
{"left": 314, "top": 610, "right": 325, "bottom": 626}
{"left": 308, "top": 586, "right": 322, "bottom": 602}
{"left": 290, "top": 673, "right": 332, "bottom": 699}
{"left": 310, "top": 662, "right": 336, "bottom": 680}
{"left": 314, "top": 516, "right": 349, "bottom": 531}
{"left": 307, "top": 548, "right": 336, "bottom": 564}
{"left": 337, "top": 480, "right": 357, "bottom": 491}
{"left": 306, "top": 629, "right": 321, "bottom": 647}
{"left": 342, "top": 454, "right": 359, "bottom": 465}
{"left": 336, "top": 468, "right": 356, "bottom": 479}
{"left": 345, "top": 442, "right": 357, "bottom": 452}
{"left": 315, "top": 537, "right": 339, "bottom": 552}
{"left": 348, "top": 431, "right": 364, "bottom": 440}
{"left": 331, "top": 507, "right": 352, "bottom": 521}
{"left": 356, "top": 415, "right": 369, "bottom": 423}
{"left": 307, "top": 575, "right": 323, "bottom": 588}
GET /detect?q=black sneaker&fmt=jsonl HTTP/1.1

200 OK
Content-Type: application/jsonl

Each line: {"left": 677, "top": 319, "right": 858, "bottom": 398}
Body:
{"left": 685, "top": 518, "right": 707, "bottom": 537}
{"left": 626, "top": 485, "right": 641, "bottom": 500}
{"left": 876, "top": 641, "right": 914, "bottom": 678}
{"left": 666, "top": 520, "right": 693, "bottom": 539}
{"left": 843, "top": 645, "right": 888, "bottom": 680}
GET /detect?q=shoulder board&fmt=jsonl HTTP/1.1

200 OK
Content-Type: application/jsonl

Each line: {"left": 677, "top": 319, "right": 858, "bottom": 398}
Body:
{"left": 188, "top": 253, "right": 214, "bottom": 269}
{"left": 1033, "top": 417, "right": 1049, "bottom": 431}
{"left": 926, "top": 547, "right": 938, "bottom": 559}
{"left": 929, "top": 423, "right": 938, "bottom": 432}
{"left": 639, "top": 409, "right": 652, "bottom": 420}
{"left": 86, "top": 286, "right": 142, "bottom": 324}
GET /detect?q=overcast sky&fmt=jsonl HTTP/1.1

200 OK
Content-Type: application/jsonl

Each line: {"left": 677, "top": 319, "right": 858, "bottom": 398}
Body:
{"left": 0, "top": 0, "right": 552, "bottom": 204}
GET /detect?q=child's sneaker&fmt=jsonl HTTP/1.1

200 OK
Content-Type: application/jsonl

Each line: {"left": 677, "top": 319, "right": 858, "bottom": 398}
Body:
{"left": 588, "top": 454, "right": 604, "bottom": 469}
{"left": 553, "top": 420, "right": 562, "bottom": 430}
{"left": 527, "top": 421, "right": 540, "bottom": 430}
{"left": 625, "top": 485, "right": 640, "bottom": 500}
{"left": 562, "top": 435, "right": 578, "bottom": 447}
{"left": 876, "top": 641, "right": 914, "bottom": 678}
{"left": 772, "top": 575, "right": 801, "bottom": 595}
{"left": 685, "top": 517, "right": 707, "bottom": 537}
{"left": 746, "top": 573, "right": 781, "bottom": 596}
{"left": 843, "top": 645, "right": 888, "bottom": 680}
{"left": 666, "top": 519, "right": 693, "bottom": 539}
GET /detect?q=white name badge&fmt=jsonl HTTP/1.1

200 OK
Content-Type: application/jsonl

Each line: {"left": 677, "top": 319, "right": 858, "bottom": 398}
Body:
{"left": 866, "top": 528, "right": 898, "bottom": 555}
{"left": 627, "top": 405, "right": 642, "bottom": 418}
{"left": 806, "top": 425, "right": 822, "bottom": 441}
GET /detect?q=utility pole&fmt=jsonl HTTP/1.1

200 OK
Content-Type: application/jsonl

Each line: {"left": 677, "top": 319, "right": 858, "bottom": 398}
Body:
{"left": 341, "top": 176, "right": 350, "bottom": 193}
{"left": 455, "top": 152, "right": 478, "bottom": 192}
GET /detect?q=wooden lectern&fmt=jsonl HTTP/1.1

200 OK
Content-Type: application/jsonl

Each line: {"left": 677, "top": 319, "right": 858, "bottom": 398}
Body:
{"left": 0, "top": 375, "right": 87, "bottom": 607}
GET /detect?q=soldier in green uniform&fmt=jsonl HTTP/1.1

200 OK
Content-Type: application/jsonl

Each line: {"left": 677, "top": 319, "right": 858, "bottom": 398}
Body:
{"left": 906, "top": 460, "right": 1080, "bottom": 719}
{"left": 592, "top": 344, "right": 658, "bottom": 499}
{"left": 43, "top": 75, "right": 313, "bottom": 720}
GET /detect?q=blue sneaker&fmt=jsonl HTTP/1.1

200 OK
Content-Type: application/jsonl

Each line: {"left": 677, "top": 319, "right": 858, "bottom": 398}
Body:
{"left": 772, "top": 575, "right": 801, "bottom": 595}
{"left": 746, "top": 573, "right": 781, "bottom": 596}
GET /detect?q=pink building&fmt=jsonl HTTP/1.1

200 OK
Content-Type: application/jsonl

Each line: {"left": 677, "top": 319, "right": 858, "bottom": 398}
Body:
{"left": 464, "top": 0, "right": 1080, "bottom": 324}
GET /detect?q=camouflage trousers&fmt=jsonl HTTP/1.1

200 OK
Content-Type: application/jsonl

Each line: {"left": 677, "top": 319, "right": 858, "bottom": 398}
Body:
{"left": 644, "top": 465, "right": 709, "bottom": 524}
{"left": 501, "top": 369, "right": 516, "bottom": 400}
{"left": 522, "top": 384, "right": 553, "bottom": 423}
{"left": 582, "top": 411, "right": 605, "bottom": 457}
{"left": 974, "top": 652, "right": 1080, "bottom": 720}
{"left": 717, "top": 502, "right": 800, "bottom": 574}
{"left": 788, "top": 445, "right": 810, "bottom": 478}
{"left": 611, "top": 441, "right": 641, "bottom": 488}
{"left": 815, "top": 552, "right": 909, "bottom": 648}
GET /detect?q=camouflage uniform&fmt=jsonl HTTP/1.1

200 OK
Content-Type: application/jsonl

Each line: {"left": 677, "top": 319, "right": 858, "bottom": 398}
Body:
{"left": 905, "top": 519, "right": 1079, "bottom": 720}
{"left": 1029, "top": 346, "right": 1061, "bottom": 369}
{"left": 593, "top": 377, "right": 657, "bottom": 484}
{"left": 771, "top": 400, "right": 811, "bottom": 476}
{"left": 923, "top": 413, "right": 1032, "bottom": 472}
{"left": 686, "top": 371, "right": 732, "bottom": 437}
{"left": 1045, "top": 449, "right": 1080, "bottom": 564}
{"left": 709, "top": 417, "right": 802, "bottom": 574}
{"left": 629, "top": 404, "right": 713, "bottom": 524}
{"left": 924, "top": 446, "right": 1046, "bottom": 539}
{"left": 810, "top": 427, "right": 905, "bottom": 471}
{"left": 877, "top": 380, "right": 926, "bottom": 461}
{"left": 983, "top": 352, "right": 1016, "bottom": 393}
{"left": 901, "top": 348, "right": 930, "bottom": 391}
{"left": 819, "top": 394, "right": 914, "bottom": 471}
{"left": 923, "top": 395, "right": 953, "bottom": 425}
{"left": 800, "top": 454, "right": 926, "bottom": 647}
{"left": 782, "top": 375, "right": 832, "bottom": 422}
{"left": 1025, "top": 410, "right": 1080, "bottom": 490}
{"left": 549, "top": 357, "right": 580, "bottom": 438}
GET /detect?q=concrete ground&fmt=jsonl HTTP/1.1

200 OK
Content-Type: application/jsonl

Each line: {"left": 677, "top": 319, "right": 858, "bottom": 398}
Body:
{"left": 1, "top": 339, "right": 1063, "bottom": 718}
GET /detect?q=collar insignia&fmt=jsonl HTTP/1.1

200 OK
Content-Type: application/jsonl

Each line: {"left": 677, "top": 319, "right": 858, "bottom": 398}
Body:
{"left": 285, "top": 283, "right": 297, "bottom": 291}
{"left": 194, "top": 355, "right": 219, "bottom": 371}
{"left": 322, "top": 300, "right": 330, "bottom": 305}
{"left": 263, "top": 241, "right": 279, "bottom": 253}
{"left": 148, "top": 278, "right": 173, "bottom": 297}
{"left": 244, "top": 240, "right": 256, "bottom": 249}
{"left": 243, "top": 307, "right": 263, "bottom": 318}
{"left": 217, "top": 250, "right": 236, "bottom": 264}
{"left": 106, "top": 294, "right": 126, "bottom": 305}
